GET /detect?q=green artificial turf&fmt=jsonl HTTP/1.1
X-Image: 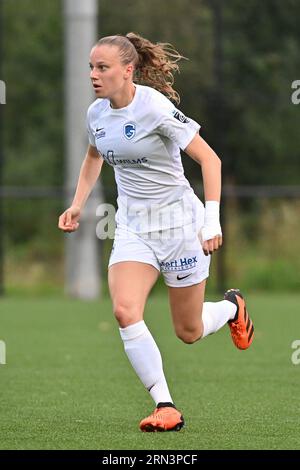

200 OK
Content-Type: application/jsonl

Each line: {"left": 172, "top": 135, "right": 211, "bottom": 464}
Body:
{"left": 0, "top": 293, "right": 299, "bottom": 450}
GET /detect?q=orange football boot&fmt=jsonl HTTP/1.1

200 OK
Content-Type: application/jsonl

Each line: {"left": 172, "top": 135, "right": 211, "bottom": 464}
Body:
{"left": 139, "top": 402, "right": 184, "bottom": 432}
{"left": 224, "top": 289, "right": 254, "bottom": 350}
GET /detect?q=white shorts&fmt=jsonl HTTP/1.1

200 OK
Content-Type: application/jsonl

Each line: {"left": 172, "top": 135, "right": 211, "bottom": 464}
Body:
{"left": 108, "top": 196, "right": 210, "bottom": 288}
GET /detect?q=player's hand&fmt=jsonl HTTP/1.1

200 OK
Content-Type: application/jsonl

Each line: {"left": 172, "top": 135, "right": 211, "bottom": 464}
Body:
{"left": 58, "top": 205, "right": 81, "bottom": 233}
{"left": 202, "top": 234, "right": 223, "bottom": 256}
{"left": 200, "top": 223, "right": 223, "bottom": 256}
{"left": 199, "top": 201, "right": 223, "bottom": 256}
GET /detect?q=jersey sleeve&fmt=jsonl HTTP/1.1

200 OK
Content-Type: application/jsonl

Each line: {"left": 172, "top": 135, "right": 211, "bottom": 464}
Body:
{"left": 86, "top": 106, "right": 96, "bottom": 147}
{"left": 154, "top": 99, "right": 200, "bottom": 150}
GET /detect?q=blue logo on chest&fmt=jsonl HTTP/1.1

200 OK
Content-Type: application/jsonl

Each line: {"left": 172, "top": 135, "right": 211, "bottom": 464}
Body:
{"left": 124, "top": 123, "right": 136, "bottom": 140}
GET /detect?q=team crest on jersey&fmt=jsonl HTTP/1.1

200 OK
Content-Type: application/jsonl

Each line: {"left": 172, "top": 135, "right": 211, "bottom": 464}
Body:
{"left": 124, "top": 122, "right": 136, "bottom": 140}
{"left": 172, "top": 110, "right": 190, "bottom": 123}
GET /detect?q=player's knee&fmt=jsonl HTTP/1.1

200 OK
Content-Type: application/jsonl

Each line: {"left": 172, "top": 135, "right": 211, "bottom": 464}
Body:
{"left": 175, "top": 325, "right": 203, "bottom": 344}
{"left": 113, "top": 302, "right": 141, "bottom": 327}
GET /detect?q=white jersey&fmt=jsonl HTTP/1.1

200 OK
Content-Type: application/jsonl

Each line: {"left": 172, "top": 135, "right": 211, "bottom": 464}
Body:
{"left": 86, "top": 84, "right": 201, "bottom": 232}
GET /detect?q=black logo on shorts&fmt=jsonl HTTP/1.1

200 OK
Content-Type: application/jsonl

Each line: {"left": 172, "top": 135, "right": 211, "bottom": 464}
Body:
{"left": 177, "top": 273, "right": 192, "bottom": 280}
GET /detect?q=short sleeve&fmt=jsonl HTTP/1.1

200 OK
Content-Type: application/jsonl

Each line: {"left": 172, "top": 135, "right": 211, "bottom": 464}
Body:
{"left": 156, "top": 104, "right": 200, "bottom": 150}
{"left": 86, "top": 109, "right": 96, "bottom": 147}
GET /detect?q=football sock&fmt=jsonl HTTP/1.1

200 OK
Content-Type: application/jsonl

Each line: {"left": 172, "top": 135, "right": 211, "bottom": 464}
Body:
{"left": 119, "top": 320, "right": 173, "bottom": 405}
{"left": 201, "top": 300, "right": 237, "bottom": 338}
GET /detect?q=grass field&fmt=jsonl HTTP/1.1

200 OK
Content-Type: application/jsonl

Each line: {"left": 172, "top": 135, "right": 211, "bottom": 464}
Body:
{"left": 0, "top": 292, "right": 299, "bottom": 450}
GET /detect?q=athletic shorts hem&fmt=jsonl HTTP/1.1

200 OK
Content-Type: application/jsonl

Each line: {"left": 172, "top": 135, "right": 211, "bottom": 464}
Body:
{"left": 108, "top": 256, "right": 160, "bottom": 272}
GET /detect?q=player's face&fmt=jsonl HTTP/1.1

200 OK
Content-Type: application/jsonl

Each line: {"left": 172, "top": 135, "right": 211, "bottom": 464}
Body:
{"left": 89, "top": 45, "right": 133, "bottom": 100}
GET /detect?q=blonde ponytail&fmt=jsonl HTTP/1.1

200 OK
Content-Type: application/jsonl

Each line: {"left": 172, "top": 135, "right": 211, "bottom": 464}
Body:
{"left": 97, "top": 32, "right": 185, "bottom": 104}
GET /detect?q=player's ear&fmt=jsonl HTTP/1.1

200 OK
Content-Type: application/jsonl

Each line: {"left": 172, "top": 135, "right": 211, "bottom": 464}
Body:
{"left": 124, "top": 63, "right": 134, "bottom": 79}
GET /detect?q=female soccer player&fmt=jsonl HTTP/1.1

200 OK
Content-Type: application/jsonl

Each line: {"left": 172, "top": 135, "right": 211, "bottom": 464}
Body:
{"left": 58, "top": 33, "right": 254, "bottom": 432}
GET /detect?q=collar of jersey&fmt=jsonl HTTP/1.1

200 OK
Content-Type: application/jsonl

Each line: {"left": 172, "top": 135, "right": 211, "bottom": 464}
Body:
{"left": 108, "top": 84, "right": 139, "bottom": 113}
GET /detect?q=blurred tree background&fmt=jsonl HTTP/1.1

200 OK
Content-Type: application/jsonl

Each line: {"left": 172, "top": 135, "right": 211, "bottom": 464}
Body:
{"left": 1, "top": 0, "right": 300, "bottom": 294}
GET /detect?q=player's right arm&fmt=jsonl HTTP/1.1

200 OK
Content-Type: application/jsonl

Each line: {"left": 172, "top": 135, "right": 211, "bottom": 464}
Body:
{"left": 58, "top": 144, "right": 104, "bottom": 233}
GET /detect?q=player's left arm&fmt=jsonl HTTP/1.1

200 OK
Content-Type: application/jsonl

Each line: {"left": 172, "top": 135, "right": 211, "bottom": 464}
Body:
{"left": 184, "top": 133, "right": 223, "bottom": 256}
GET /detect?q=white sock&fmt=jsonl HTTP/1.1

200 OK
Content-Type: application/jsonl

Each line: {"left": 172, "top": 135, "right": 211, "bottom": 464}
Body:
{"left": 201, "top": 300, "right": 237, "bottom": 338}
{"left": 119, "top": 321, "right": 173, "bottom": 406}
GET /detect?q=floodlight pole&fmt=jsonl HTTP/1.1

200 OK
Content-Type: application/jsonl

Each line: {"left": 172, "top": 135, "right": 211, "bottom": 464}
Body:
{"left": 64, "top": 0, "right": 103, "bottom": 299}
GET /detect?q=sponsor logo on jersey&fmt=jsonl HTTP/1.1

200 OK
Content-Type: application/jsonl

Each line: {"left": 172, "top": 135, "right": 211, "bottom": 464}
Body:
{"left": 102, "top": 150, "right": 148, "bottom": 167}
{"left": 124, "top": 122, "right": 136, "bottom": 140}
{"left": 159, "top": 256, "right": 197, "bottom": 272}
{"left": 95, "top": 127, "right": 106, "bottom": 139}
{"left": 172, "top": 110, "right": 190, "bottom": 123}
